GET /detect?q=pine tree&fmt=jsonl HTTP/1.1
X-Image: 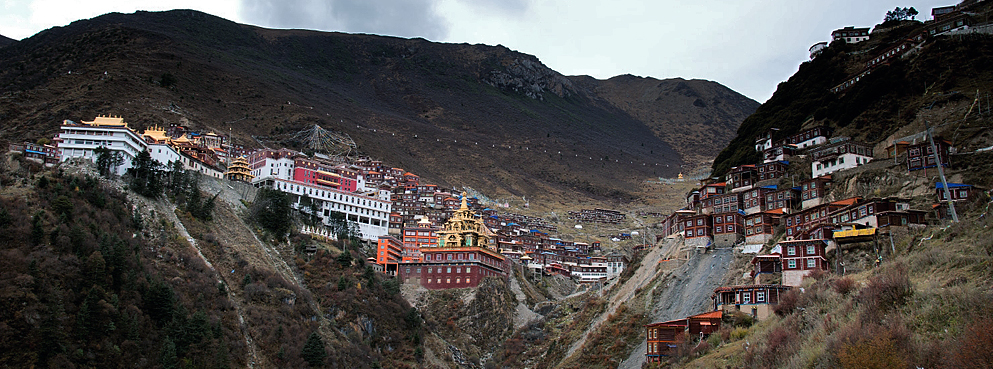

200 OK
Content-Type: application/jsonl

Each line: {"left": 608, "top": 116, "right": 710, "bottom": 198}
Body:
{"left": 301, "top": 331, "right": 326, "bottom": 367}
{"left": 95, "top": 146, "right": 123, "bottom": 178}
{"left": 161, "top": 336, "right": 178, "bottom": 369}
{"left": 128, "top": 150, "right": 162, "bottom": 197}
{"left": 31, "top": 211, "right": 45, "bottom": 246}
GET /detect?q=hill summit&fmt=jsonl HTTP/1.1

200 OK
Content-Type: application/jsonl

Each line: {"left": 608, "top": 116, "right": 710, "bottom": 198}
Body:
{"left": 0, "top": 9, "right": 757, "bottom": 204}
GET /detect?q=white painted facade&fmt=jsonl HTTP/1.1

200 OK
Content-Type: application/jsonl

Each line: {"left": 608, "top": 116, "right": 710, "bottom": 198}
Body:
{"left": 254, "top": 177, "right": 391, "bottom": 241}
{"left": 57, "top": 119, "right": 147, "bottom": 176}
{"left": 148, "top": 143, "right": 182, "bottom": 168}
{"left": 250, "top": 156, "right": 295, "bottom": 180}
{"left": 178, "top": 153, "right": 224, "bottom": 179}
{"left": 795, "top": 136, "right": 827, "bottom": 149}
{"left": 812, "top": 153, "right": 872, "bottom": 178}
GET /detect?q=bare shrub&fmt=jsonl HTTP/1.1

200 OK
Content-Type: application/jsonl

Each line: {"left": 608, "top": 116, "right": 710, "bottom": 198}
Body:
{"left": 774, "top": 288, "right": 800, "bottom": 316}
{"left": 808, "top": 268, "right": 829, "bottom": 281}
{"left": 725, "top": 310, "right": 755, "bottom": 328}
{"left": 832, "top": 276, "right": 856, "bottom": 295}
{"left": 759, "top": 325, "right": 797, "bottom": 366}
{"left": 858, "top": 263, "right": 912, "bottom": 322}
{"left": 949, "top": 318, "right": 993, "bottom": 368}
{"left": 828, "top": 317, "right": 913, "bottom": 369}
{"left": 245, "top": 282, "right": 272, "bottom": 304}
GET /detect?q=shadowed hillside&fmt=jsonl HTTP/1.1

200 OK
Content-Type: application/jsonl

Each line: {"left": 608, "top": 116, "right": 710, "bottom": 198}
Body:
{"left": 0, "top": 35, "right": 15, "bottom": 48}
{"left": 0, "top": 9, "right": 755, "bottom": 205}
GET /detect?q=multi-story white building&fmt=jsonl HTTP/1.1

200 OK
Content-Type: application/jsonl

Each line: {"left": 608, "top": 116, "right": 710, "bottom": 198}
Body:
{"left": 831, "top": 26, "right": 870, "bottom": 43}
{"left": 57, "top": 116, "right": 147, "bottom": 176}
{"left": 811, "top": 138, "right": 874, "bottom": 178}
{"left": 248, "top": 148, "right": 298, "bottom": 180}
{"left": 253, "top": 177, "right": 391, "bottom": 241}
{"left": 148, "top": 143, "right": 183, "bottom": 169}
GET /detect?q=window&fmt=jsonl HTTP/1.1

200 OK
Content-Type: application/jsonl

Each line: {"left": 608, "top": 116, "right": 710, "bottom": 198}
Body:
{"left": 697, "top": 229, "right": 704, "bottom": 236}
{"left": 788, "top": 246, "right": 796, "bottom": 256}
{"left": 447, "top": 267, "right": 452, "bottom": 273}
{"left": 756, "top": 290, "right": 765, "bottom": 302}
{"left": 465, "top": 267, "right": 470, "bottom": 273}
{"left": 743, "top": 292, "right": 751, "bottom": 304}
{"left": 788, "top": 259, "right": 796, "bottom": 269}
{"left": 806, "top": 245, "right": 815, "bottom": 255}
{"left": 807, "top": 259, "right": 816, "bottom": 268}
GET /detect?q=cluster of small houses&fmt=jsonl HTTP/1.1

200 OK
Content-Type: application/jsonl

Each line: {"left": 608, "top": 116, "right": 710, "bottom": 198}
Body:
{"left": 644, "top": 123, "right": 981, "bottom": 360}
{"left": 567, "top": 208, "right": 627, "bottom": 224}
{"left": 808, "top": 2, "right": 991, "bottom": 94}
{"left": 12, "top": 114, "right": 634, "bottom": 291}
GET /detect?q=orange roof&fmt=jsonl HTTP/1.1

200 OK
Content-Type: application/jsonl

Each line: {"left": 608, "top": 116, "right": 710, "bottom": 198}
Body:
{"left": 830, "top": 197, "right": 861, "bottom": 206}
{"left": 764, "top": 208, "right": 786, "bottom": 215}
{"left": 689, "top": 311, "right": 723, "bottom": 320}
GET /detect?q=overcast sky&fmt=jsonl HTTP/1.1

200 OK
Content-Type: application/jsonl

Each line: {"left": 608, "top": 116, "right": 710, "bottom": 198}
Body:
{"left": 0, "top": 0, "right": 954, "bottom": 102}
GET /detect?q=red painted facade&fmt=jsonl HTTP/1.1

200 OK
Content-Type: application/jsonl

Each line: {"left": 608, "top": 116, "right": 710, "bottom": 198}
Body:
{"left": 780, "top": 239, "right": 829, "bottom": 272}
{"left": 398, "top": 247, "right": 508, "bottom": 289}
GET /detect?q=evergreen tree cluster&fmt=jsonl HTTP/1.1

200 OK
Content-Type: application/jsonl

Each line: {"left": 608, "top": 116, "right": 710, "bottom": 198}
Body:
{"left": 0, "top": 169, "right": 241, "bottom": 368}
{"left": 885, "top": 7, "right": 919, "bottom": 22}
{"left": 127, "top": 150, "right": 217, "bottom": 221}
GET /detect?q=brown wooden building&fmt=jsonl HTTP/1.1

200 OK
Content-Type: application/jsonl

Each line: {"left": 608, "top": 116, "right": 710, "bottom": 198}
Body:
{"left": 645, "top": 319, "right": 688, "bottom": 362}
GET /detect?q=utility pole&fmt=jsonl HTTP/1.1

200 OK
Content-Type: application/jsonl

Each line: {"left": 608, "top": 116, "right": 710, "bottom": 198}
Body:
{"left": 924, "top": 118, "right": 958, "bottom": 223}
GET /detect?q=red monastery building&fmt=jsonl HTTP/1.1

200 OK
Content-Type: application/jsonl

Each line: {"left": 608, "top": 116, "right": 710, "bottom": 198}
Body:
{"left": 398, "top": 194, "right": 508, "bottom": 289}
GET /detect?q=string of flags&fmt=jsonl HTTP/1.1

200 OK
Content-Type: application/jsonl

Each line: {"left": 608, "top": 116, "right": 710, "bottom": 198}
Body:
{"left": 341, "top": 123, "right": 672, "bottom": 167}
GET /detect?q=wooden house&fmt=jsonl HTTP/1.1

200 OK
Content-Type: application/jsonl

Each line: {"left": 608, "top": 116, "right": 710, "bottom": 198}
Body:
{"left": 712, "top": 285, "right": 793, "bottom": 321}
{"left": 645, "top": 319, "right": 688, "bottom": 362}
{"left": 688, "top": 311, "right": 723, "bottom": 336}
{"left": 907, "top": 139, "right": 951, "bottom": 172}
{"left": 779, "top": 239, "right": 830, "bottom": 286}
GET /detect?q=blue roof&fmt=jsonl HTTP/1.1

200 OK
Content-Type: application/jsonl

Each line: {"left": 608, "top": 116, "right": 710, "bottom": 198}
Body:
{"left": 761, "top": 185, "right": 778, "bottom": 190}
{"left": 936, "top": 182, "right": 972, "bottom": 190}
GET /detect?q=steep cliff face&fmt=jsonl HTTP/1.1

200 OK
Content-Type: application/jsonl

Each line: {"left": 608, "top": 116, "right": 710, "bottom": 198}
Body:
{"left": 0, "top": 10, "right": 756, "bottom": 205}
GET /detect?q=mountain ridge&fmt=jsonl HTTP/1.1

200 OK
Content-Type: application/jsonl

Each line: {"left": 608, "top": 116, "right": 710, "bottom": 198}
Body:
{"left": 0, "top": 9, "right": 757, "bottom": 204}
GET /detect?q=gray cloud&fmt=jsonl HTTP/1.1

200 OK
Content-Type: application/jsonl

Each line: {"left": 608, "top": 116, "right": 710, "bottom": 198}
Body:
{"left": 240, "top": 0, "right": 449, "bottom": 40}
{"left": 456, "top": 0, "right": 529, "bottom": 17}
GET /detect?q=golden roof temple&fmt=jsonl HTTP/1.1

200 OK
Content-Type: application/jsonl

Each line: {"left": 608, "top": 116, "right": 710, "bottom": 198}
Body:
{"left": 224, "top": 157, "right": 254, "bottom": 183}
{"left": 436, "top": 193, "right": 496, "bottom": 250}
